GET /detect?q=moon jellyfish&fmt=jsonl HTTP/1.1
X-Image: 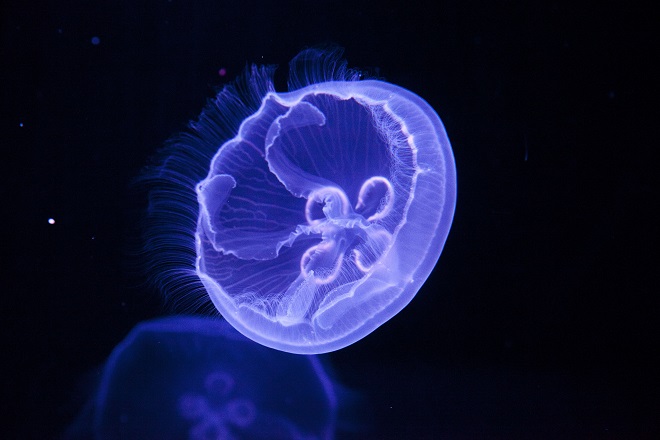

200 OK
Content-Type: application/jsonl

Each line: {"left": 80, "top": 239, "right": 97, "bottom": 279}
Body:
{"left": 143, "top": 48, "right": 456, "bottom": 354}
{"left": 64, "top": 317, "right": 339, "bottom": 440}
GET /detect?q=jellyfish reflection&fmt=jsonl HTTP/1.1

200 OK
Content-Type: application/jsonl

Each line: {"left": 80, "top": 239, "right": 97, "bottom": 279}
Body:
{"left": 65, "top": 316, "right": 339, "bottom": 440}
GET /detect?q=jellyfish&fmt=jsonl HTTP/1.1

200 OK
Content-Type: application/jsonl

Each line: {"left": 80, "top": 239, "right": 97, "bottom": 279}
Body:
{"left": 64, "top": 316, "right": 340, "bottom": 440}
{"left": 142, "top": 48, "right": 456, "bottom": 354}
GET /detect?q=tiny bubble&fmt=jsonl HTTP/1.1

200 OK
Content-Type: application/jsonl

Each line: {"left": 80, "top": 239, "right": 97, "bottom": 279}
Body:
{"left": 218, "top": 67, "right": 227, "bottom": 77}
{"left": 48, "top": 218, "right": 56, "bottom": 225}
{"left": 19, "top": 122, "right": 24, "bottom": 127}
{"left": 91, "top": 36, "right": 100, "bottom": 45}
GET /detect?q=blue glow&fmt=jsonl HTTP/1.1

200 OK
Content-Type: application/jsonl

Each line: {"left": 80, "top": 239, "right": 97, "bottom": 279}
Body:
{"left": 143, "top": 48, "right": 456, "bottom": 354}
{"left": 67, "top": 316, "right": 338, "bottom": 439}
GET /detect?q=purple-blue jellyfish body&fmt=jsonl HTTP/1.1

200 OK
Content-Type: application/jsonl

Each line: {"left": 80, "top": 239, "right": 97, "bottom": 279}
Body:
{"left": 146, "top": 49, "right": 456, "bottom": 354}
{"left": 85, "top": 317, "right": 338, "bottom": 439}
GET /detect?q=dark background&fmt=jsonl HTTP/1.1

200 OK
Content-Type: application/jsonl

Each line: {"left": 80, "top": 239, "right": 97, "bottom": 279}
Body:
{"left": 2, "top": 0, "right": 657, "bottom": 438}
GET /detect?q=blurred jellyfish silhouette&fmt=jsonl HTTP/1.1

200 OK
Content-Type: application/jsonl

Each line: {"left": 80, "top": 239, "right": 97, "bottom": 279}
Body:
{"left": 64, "top": 316, "right": 345, "bottom": 440}
{"left": 143, "top": 47, "right": 456, "bottom": 354}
